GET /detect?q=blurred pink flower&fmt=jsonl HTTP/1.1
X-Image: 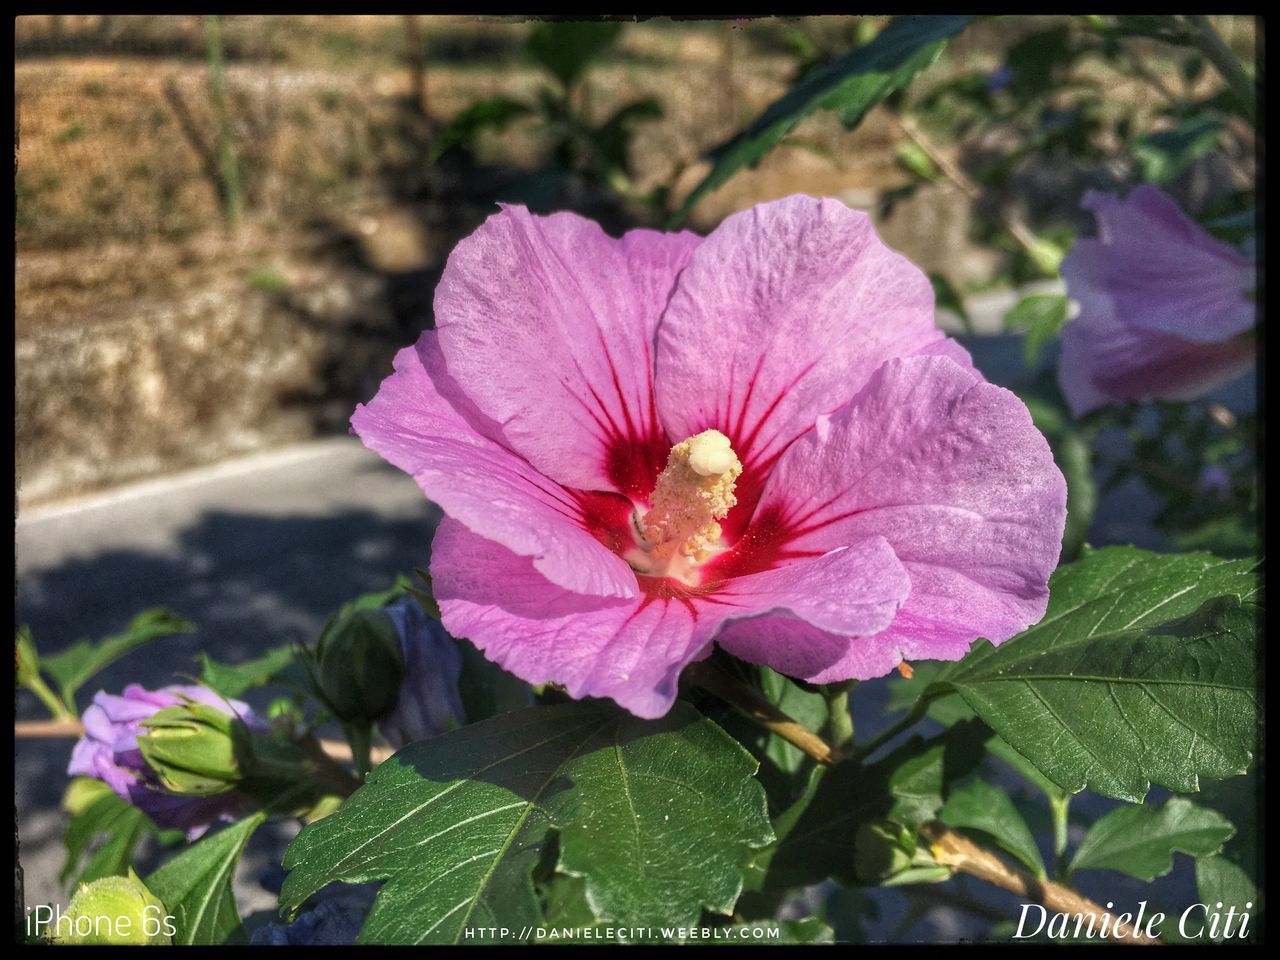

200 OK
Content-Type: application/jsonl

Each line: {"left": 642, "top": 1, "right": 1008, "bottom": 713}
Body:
{"left": 1058, "top": 185, "right": 1256, "bottom": 416}
{"left": 353, "top": 196, "right": 1066, "bottom": 718}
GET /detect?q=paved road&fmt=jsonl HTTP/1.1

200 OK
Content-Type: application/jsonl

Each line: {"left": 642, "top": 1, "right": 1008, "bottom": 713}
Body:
{"left": 15, "top": 306, "right": 1252, "bottom": 939}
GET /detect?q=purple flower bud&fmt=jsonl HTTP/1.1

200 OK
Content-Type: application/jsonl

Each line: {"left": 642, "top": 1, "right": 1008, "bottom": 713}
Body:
{"left": 67, "top": 684, "right": 265, "bottom": 839}
{"left": 375, "top": 597, "right": 465, "bottom": 748}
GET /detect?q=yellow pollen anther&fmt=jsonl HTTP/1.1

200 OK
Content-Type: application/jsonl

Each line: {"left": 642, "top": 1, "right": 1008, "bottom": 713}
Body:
{"left": 640, "top": 429, "right": 742, "bottom": 565}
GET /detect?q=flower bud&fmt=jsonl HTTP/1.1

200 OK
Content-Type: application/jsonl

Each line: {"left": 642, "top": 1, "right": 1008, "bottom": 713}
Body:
{"left": 314, "top": 607, "right": 405, "bottom": 724}
{"left": 56, "top": 872, "right": 172, "bottom": 945}
{"left": 854, "top": 820, "right": 914, "bottom": 884}
{"left": 376, "top": 597, "right": 465, "bottom": 748}
{"left": 67, "top": 684, "right": 265, "bottom": 839}
{"left": 137, "top": 701, "right": 247, "bottom": 797}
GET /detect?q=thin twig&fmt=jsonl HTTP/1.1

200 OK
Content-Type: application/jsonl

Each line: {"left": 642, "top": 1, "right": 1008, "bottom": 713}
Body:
{"left": 685, "top": 662, "right": 836, "bottom": 764}
{"left": 887, "top": 109, "right": 1045, "bottom": 260}
{"left": 921, "top": 822, "right": 1162, "bottom": 945}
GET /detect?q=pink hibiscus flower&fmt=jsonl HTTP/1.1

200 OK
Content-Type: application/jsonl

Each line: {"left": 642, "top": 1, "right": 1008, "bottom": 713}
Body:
{"left": 353, "top": 195, "right": 1066, "bottom": 719}
{"left": 1058, "top": 185, "right": 1256, "bottom": 417}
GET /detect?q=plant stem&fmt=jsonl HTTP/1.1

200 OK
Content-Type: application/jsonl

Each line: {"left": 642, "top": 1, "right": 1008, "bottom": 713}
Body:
{"left": 685, "top": 662, "right": 836, "bottom": 764}
{"left": 203, "top": 14, "right": 242, "bottom": 225}
{"left": 1049, "top": 791, "right": 1071, "bottom": 880}
{"left": 344, "top": 722, "right": 374, "bottom": 780}
{"left": 1184, "top": 15, "right": 1256, "bottom": 124}
{"left": 15, "top": 719, "right": 389, "bottom": 769}
{"left": 20, "top": 676, "right": 77, "bottom": 724}
{"left": 821, "top": 682, "right": 856, "bottom": 749}
{"left": 920, "top": 822, "right": 1161, "bottom": 944}
{"left": 293, "top": 735, "right": 365, "bottom": 798}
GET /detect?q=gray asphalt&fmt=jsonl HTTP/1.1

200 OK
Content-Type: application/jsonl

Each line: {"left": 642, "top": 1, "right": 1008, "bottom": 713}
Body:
{"left": 15, "top": 304, "right": 1254, "bottom": 940}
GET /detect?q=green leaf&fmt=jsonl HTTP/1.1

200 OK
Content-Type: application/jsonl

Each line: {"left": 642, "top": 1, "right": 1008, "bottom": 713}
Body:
{"left": 280, "top": 701, "right": 771, "bottom": 944}
{"left": 940, "top": 779, "right": 1046, "bottom": 878}
{"left": 763, "top": 721, "right": 986, "bottom": 889}
{"left": 429, "top": 96, "right": 532, "bottom": 162}
{"left": 591, "top": 97, "right": 663, "bottom": 179}
{"left": 197, "top": 646, "right": 296, "bottom": 699}
{"left": 924, "top": 547, "right": 1260, "bottom": 802}
{"left": 145, "top": 813, "right": 266, "bottom": 946}
{"left": 1003, "top": 292, "right": 1069, "bottom": 367}
{"left": 1053, "top": 426, "right": 1097, "bottom": 563}
{"left": 669, "top": 16, "right": 970, "bottom": 226}
{"left": 1133, "top": 114, "right": 1224, "bottom": 185}
{"left": 16, "top": 625, "right": 77, "bottom": 719}
{"left": 1069, "top": 797, "right": 1233, "bottom": 881}
{"left": 526, "top": 20, "right": 622, "bottom": 89}
{"left": 60, "top": 779, "right": 153, "bottom": 890}
{"left": 1195, "top": 855, "right": 1258, "bottom": 941}
{"left": 896, "top": 141, "right": 941, "bottom": 182}
{"left": 40, "top": 609, "right": 194, "bottom": 709}
{"left": 454, "top": 636, "right": 532, "bottom": 725}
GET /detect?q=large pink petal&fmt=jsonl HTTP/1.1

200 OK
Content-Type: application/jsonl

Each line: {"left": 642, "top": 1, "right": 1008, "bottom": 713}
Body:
{"left": 352, "top": 332, "right": 639, "bottom": 599}
{"left": 711, "top": 537, "right": 910, "bottom": 679}
{"left": 653, "top": 195, "right": 949, "bottom": 525}
{"left": 432, "top": 518, "right": 700, "bottom": 719}
{"left": 433, "top": 521, "right": 911, "bottom": 718}
{"left": 433, "top": 205, "right": 702, "bottom": 500}
{"left": 750, "top": 355, "right": 1066, "bottom": 678}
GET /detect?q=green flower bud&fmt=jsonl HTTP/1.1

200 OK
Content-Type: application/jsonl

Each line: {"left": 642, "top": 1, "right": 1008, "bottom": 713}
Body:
{"left": 854, "top": 820, "right": 914, "bottom": 884}
{"left": 313, "top": 608, "right": 405, "bottom": 724}
{"left": 56, "top": 871, "right": 173, "bottom": 945}
{"left": 138, "top": 701, "right": 248, "bottom": 796}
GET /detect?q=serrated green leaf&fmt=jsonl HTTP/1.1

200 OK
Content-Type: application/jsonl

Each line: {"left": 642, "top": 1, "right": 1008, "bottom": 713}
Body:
{"left": 145, "top": 813, "right": 266, "bottom": 945}
{"left": 280, "top": 701, "right": 771, "bottom": 944}
{"left": 197, "top": 646, "right": 296, "bottom": 699}
{"left": 40, "top": 609, "right": 194, "bottom": 709}
{"left": 1195, "top": 855, "right": 1258, "bottom": 941}
{"left": 669, "top": 16, "right": 970, "bottom": 226}
{"left": 1069, "top": 797, "right": 1233, "bottom": 881}
{"left": 940, "top": 779, "right": 1046, "bottom": 878}
{"left": 763, "top": 721, "right": 986, "bottom": 890}
{"left": 926, "top": 547, "right": 1260, "bottom": 802}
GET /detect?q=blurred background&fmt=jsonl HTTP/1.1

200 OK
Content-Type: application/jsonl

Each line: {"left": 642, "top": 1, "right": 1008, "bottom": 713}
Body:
{"left": 15, "top": 14, "right": 1257, "bottom": 508}
{"left": 15, "top": 14, "right": 1258, "bottom": 942}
